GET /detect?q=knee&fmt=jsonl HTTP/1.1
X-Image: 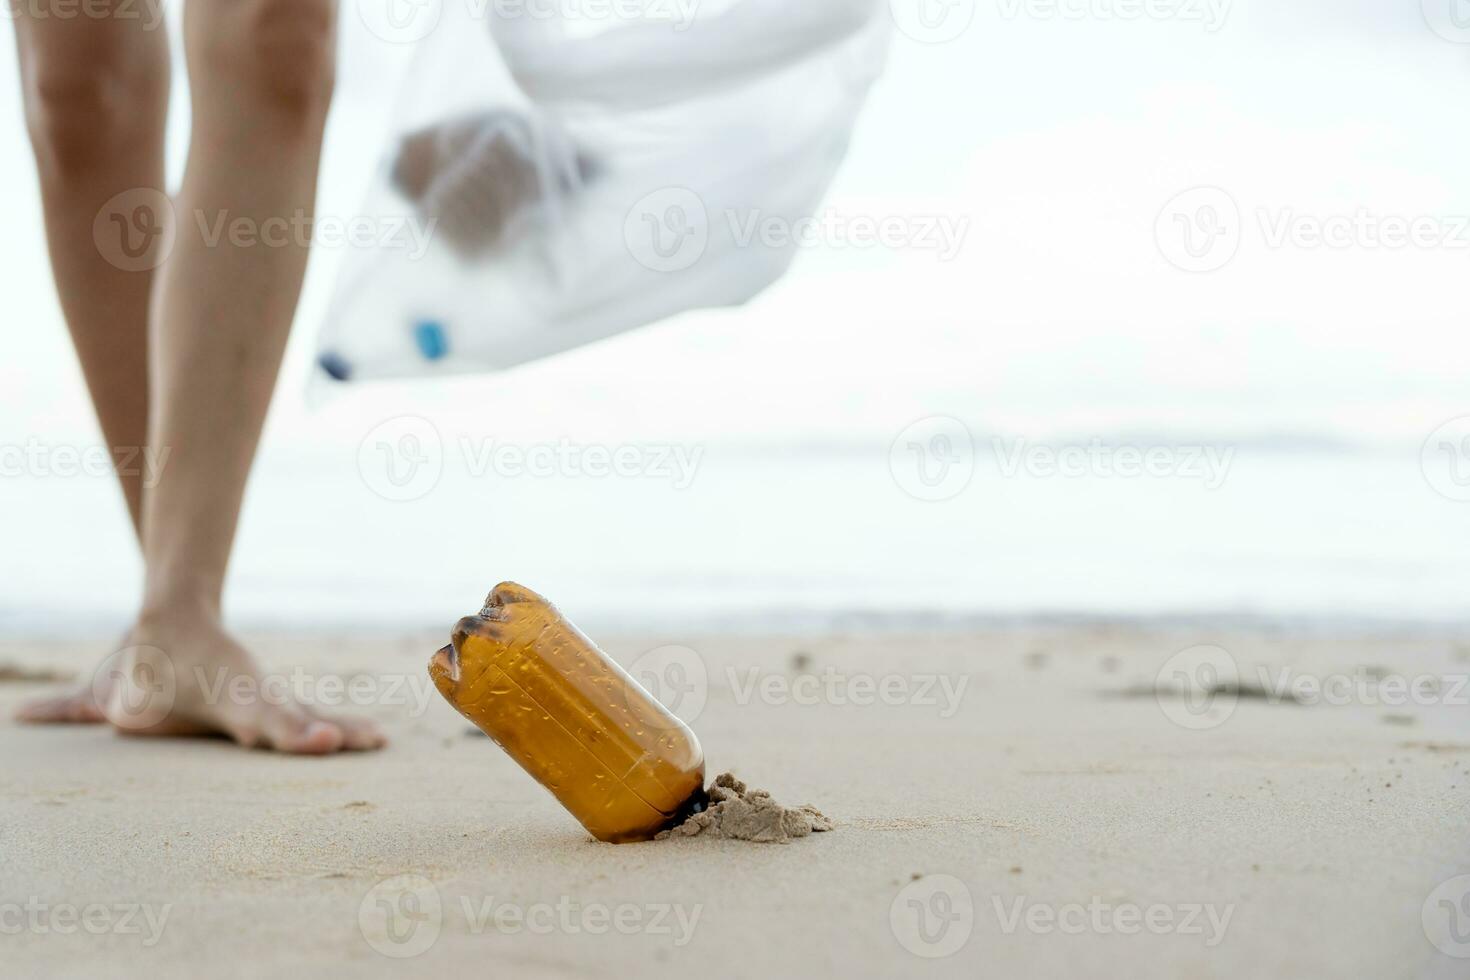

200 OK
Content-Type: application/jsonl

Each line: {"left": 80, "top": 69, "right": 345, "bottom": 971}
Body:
{"left": 21, "top": 56, "right": 165, "bottom": 181}
{"left": 207, "top": 0, "right": 337, "bottom": 123}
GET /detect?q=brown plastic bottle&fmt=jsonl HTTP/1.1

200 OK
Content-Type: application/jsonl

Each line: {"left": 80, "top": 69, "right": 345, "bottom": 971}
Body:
{"left": 429, "top": 582, "right": 707, "bottom": 843}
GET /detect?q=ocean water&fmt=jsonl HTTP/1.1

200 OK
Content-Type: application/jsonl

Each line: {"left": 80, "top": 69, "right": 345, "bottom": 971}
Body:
{"left": 4, "top": 434, "right": 1469, "bottom": 634}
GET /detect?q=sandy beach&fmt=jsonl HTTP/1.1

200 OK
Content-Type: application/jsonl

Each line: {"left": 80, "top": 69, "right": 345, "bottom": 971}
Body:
{"left": 3, "top": 623, "right": 1468, "bottom": 979}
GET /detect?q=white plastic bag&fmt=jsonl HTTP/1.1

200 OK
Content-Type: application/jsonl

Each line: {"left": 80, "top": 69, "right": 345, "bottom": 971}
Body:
{"left": 316, "top": 0, "right": 891, "bottom": 381}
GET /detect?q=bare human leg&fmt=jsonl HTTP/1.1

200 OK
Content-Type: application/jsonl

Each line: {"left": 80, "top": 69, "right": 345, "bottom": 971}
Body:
{"left": 113, "top": 0, "right": 383, "bottom": 752}
{"left": 15, "top": 0, "right": 384, "bottom": 752}
{"left": 12, "top": 0, "right": 165, "bottom": 724}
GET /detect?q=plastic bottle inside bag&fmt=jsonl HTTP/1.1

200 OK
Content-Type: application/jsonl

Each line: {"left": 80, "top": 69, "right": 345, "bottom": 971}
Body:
{"left": 391, "top": 110, "right": 595, "bottom": 259}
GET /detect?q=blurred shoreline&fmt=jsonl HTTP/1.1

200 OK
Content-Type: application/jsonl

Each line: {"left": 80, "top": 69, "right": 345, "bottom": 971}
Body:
{"left": 6, "top": 441, "right": 1468, "bottom": 636}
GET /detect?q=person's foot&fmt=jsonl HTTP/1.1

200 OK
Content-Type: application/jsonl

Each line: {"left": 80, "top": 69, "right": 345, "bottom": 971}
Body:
{"left": 15, "top": 613, "right": 387, "bottom": 754}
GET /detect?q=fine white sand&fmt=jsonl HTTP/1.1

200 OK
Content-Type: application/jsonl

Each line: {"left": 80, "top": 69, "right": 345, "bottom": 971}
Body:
{"left": 2, "top": 625, "right": 1468, "bottom": 979}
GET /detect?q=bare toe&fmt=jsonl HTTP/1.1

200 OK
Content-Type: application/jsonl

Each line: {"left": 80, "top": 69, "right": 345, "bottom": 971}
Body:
{"left": 16, "top": 690, "right": 106, "bottom": 725}
{"left": 249, "top": 708, "right": 346, "bottom": 755}
{"left": 317, "top": 712, "right": 387, "bottom": 752}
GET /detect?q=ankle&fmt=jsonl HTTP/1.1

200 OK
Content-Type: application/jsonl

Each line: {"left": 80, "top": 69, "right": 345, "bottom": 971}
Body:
{"left": 138, "top": 589, "right": 222, "bottom": 628}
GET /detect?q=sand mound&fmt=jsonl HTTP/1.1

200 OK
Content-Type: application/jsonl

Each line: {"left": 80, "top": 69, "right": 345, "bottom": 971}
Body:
{"left": 656, "top": 772, "right": 833, "bottom": 843}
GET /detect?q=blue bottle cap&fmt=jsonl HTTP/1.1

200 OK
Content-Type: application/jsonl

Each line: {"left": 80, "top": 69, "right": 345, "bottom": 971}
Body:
{"left": 414, "top": 320, "right": 449, "bottom": 361}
